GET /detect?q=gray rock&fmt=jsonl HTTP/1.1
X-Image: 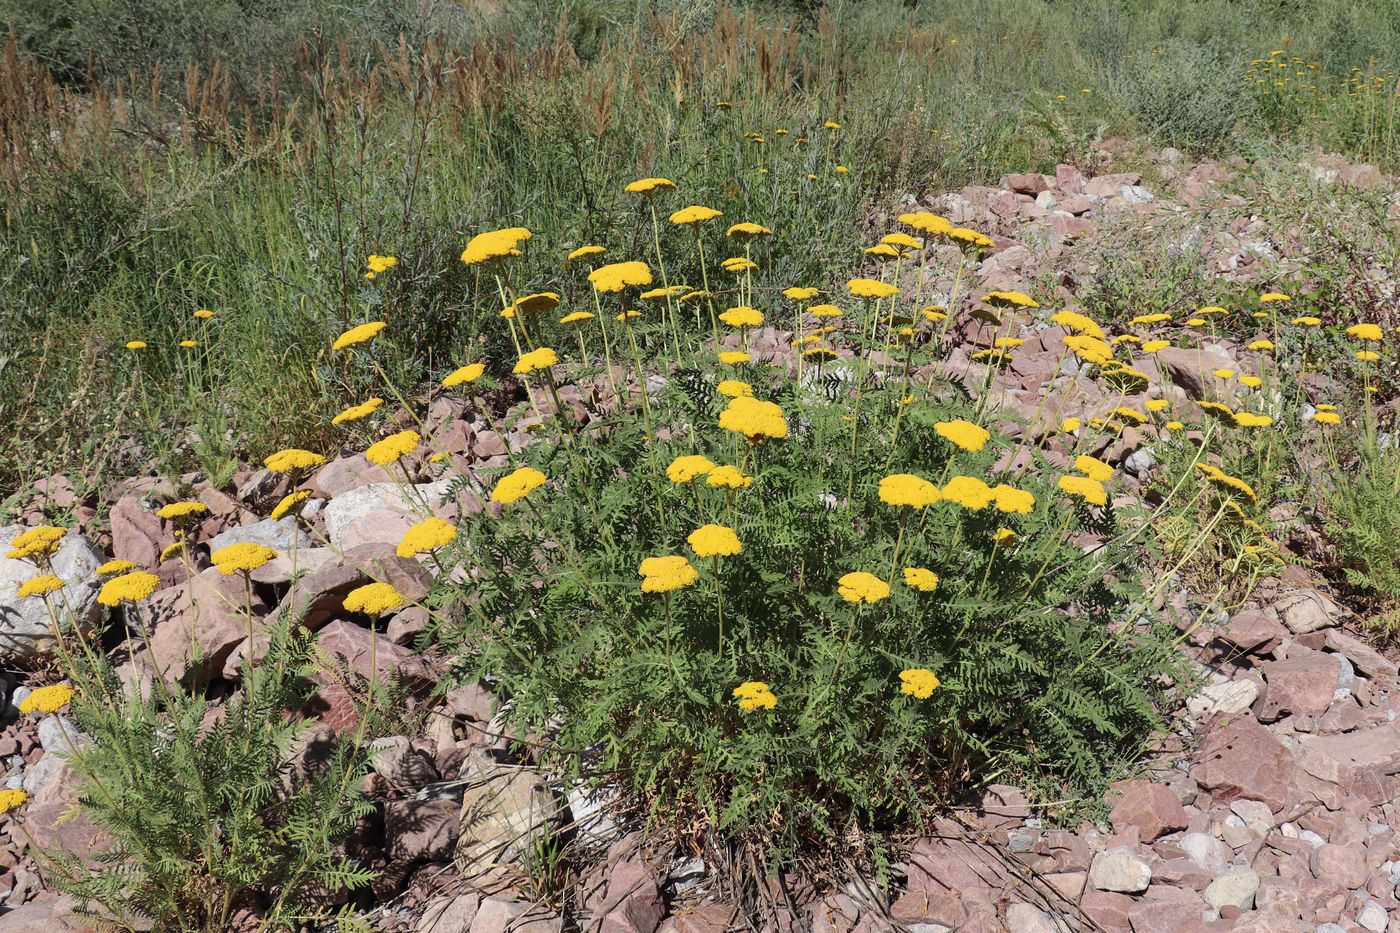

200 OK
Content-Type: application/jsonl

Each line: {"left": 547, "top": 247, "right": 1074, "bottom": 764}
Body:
{"left": 1359, "top": 902, "right": 1387, "bottom": 932}
{"left": 0, "top": 526, "right": 102, "bottom": 665}
{"left": 1124, "top": 447, "right": 1157, "bottom": 476}
{"left": 1333, "top": 652, "right": 1355, "bottom": 692}
{"left": 1088, "top": 846, "right": 1152, "bottom": 893}
{"left": 1229, "top": 799, "right": 1274, "bottom": 836}
{"left": 455, "top": 750, "right": 560, "bottom": 878}
{"left": 1188, "top": 680, "right": 1259, "bottom": 718}
{"left": 323, "top": 480, "right": 455, "bottom": 549}
{"left": 1275, "top": 590, "right": 1341, "bottom": 635}
{"left": 1204, "top": 868, "right": 1259, "bottom": 910}
{"left": 1299, "top": 830, "right": 1326, "bottom": 848}
{"left": 207, "top": 517, "right": 313, "bottom": 558}
{"left": 36, "top": 714, "right": 87, "bottom": 753}
{"left": 1317, "top": 924, "right": 1348, "bottom": 933}
{"left": 1181, "top": 832, "right": 1231, "bottom": 873}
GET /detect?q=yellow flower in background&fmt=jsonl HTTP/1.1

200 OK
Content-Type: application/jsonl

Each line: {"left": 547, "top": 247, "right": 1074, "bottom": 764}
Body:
{"left": 1199, "top": 401, "right": 1235, "bottom": 420}
{"left": 343, "top": 582, "right": 406, "bottom": 615}
{"left": 667, "top": 455, "right": 717, "bottom": 484}
{"left": 1141, "top": 339, "right": 1171, "bottom": 353}
{"left": 639, "top": 555, "right": 699, "bottom": 593}
{"left": 1347, "top": 323, "right": 1383, "bottom": 341}
{"left": 179, "top": 340, "right": 197, "bottom": 348}
{"left": 332, "top": 398, "right": 384, "bottom": 425}
{"left": 265, "top": 449, "right": 326, "bottom": 474}
{"left": 1145, "top": 399, "right": 1170, "bottom": 412}
{"left": 1196, "top": 464, "right": 1257, "bottom": 501}
{"left": 982, "top": 290, "right": 1038, "bottom": 308}
{"left": 1075, "top": 455, "right": 1114, "bottom": 482}
{"left": 838, "top": 571, "right": 890, "bottom": 604}
{"left": 506, "top": 292, "right": 561, "bottom": 317}
{"left": 270, "top": 490, "right": 311, "bottom": 520}
{"left": 992, "top": 527, "right": 1018, "bottom": 545}
{"left": 809, "top": 304, "right": 843, "bottom": 318}
{"left": 903, "top": 567, "right": 940, "bottom": 592}
{"left": 721, "top": 257, "right": 758, "bottom": 274}
{"left": 398, "top": 517, "right": 457, "bottom": 558}
{"left": 1113, "top": 407, "right": 1147, "bottom": 424}
{"left": 567, "top": 244, "right": 606, "bottom": 262}
{"left": 878, "top": 474, "right": 941, "bottom": 508}
{"left": 688, "top": 524, "right": 742, "bottom": 558}
{"left": 16, "top": 575, "right": 64, "bottom": 598}
{"left": 19, "top": 684, "right": 75, "bottom": 715}
{"left": 0, "top": 789, "right": 26, "bottom": 815}
{"left": 1248, "top": 340, "right": 1275, "bottom": 351}
{"left": 898, "top": 211, "right": 953, "bottom": 237}
{"left": 1234, "top": 412, "right": 1273, "bottom": 427}
{"left": 160, "top": 540, "right": 187, "bottom": 563}
{"left": 881, "top": 233, "right": 921, "bottom": 250}
{"left": 97, "top": 571, "right": 160, "bottom": 606}
{"left": 717, "top": 380, "right": 753, "bottom": 398}
{"left": 366, "top": 254, "right": 398, "bottom": 274}
{"left": 193, "top": 309, "right": 215, "bottom": 319}
{"left": 1129, "top": 313, "right": 1171, "bottom": 326}
{"left": 1185, "top": 317, "right": 1207, "bottom": 327}
{"left": 733, "top": 681, "right": 777, "bottom": 712}
{"left": 933, "top": 419, "right": 990, "bottom": 452}
{"left": 719, "top": 396, "right": 788, "bottom": 441}
{"left": 718, "top": 351, "right": 753, "bottom": 365}
{"left": 443, "top": 363, "right": 486, "bottom": 388}
{"left": 560, "top": 311, "right": 595, "bottom": 325}
{"left": 211, "top": 542, "right": 277, "bottom": 576}
{"left": 1213, "top": 368, "right": 1235, "bottom": 379}
{"left": 589, "top": 260, "right": 653, "bottom": 293}
{"left": 1356, "top": 350, "right": 1381, "bottom": 362}
{"left": 670, "top": 205, "right": 723, "bottom": 226}
{"left": 1063, "top": 335, "right": 1114, "bottom": 364}
{"left": 1314, "top": 411, "right": 1341, "bottom": 425}
{"left": 1058, "top": 475, "right": 1107, "bottom": 506}
{"left": 847, "top": 278, "right": 898, "bottom": 299}
{"left": 1239, "top": 375, "right": 1262, "bottom": 388}
{"left": 126, "top": 341, "right": 147, "bottom": 350}
{"left": 365, "top": 430, "right": 421, "bottom": 466}
{"left": 706, "top": 465, "right": 753, "bottom": 489}
{"left": 332, "top": 321, "right": 387, "bottom": 351}
{"left": 6, "top": 526, "right": 65, "bottom": 561}
{"left": 948, "top": 228, "right": 994, "bottom": 250}
{"left": 1061, "top": 417, "right": 1081, "bottom": 432}
{"left": 942, "top": 475, "right": 994, "bottom": 509}
{"left": 625, "top": 177, "right": 676, "bottom": 194}
{"left": 514, "top": 347, "right": 559, "bottom": 374}
{"left": 461, "top": 226, "right": 531, "bottom": 266}
{"left": 157, "top": 501, "right": 208, "bottom": 521}
{"left": 492, "top": 466, "right": 547, "bottom": 504}
{"left": 991, "top": 484, "right": 1035, "bottom": 514}
{"left": 719, "top": 306, "right": 764, "bottom": 328}
{"left": 864, "top": 244, "right": 901, "bottom": 260}
{"left": 783, "top": 286, "right": 820, "bottom": 301}
{"left": 726, "top": 222, "right": 772, "bottom": 239}
{"left": 96, "top": 559, "right": 138, "bottom": 576}
{"left": 1259, "top": 292, "right": 1291, "bottom": 302}
{"left": 1164, "top": 420, "right": 1184, "bottom": 430}
{"left": 1293, "top": 316, "right": 1321, "bottom": 327}
{"left": 1050, "top": 310, "right": 1105, "bottom": 340}
{"left": 899, "top": 668, "right": 940, "bottom": 699}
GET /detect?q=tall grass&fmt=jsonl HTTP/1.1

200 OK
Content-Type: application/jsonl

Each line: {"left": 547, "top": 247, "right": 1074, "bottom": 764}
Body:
{"left": 1, "top": 0, "right": 1398, "bottom": 496}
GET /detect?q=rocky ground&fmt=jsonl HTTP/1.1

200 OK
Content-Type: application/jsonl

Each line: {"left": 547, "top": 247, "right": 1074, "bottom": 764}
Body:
{"left": 1, "top": 144, "right": 1399, "bottom": 931}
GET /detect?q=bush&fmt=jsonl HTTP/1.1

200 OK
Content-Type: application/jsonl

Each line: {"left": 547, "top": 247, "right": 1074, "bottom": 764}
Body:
{"left": 1323, "top": 445, "right": 1400, "bottom": 634}
{"left": 1108, "top": 40, "right": 1253, "bottom": 149}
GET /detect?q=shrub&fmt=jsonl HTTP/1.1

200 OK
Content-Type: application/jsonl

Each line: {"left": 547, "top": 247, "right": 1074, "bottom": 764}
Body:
{"left": 1107, "top": 40, "right": 1253, "bottom": 149}
{"left": 1323, "top": 445, "right": 1400, "bottom": 634}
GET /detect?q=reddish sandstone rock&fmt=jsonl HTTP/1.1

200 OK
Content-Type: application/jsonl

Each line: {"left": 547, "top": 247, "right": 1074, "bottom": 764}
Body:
{"left": 1108, "top": 780, "right": 1190, "bottom": 842}
{"left": 1255, "top": 648, "right": 1342, "bottom": 721}
{"left": 1189, "top": 718, "right": 1296, "bottom": 812}
{"left": 1218, "top": 609, "right": 1284, "bottom": 655}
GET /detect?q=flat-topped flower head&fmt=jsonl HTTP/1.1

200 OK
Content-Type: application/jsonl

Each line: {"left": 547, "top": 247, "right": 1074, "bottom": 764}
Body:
{"left": 934, "top": 419, "right": 990, "bottom": 452}
{"left": 1050, "top": 310, "right": 1105, "bottom": 340}
{"left": 506, "top": 292, "right": 561, "bottom": 317}
{"left": 1063, "top": 334, "right": 1114, "bottom": 364}
{"left": 1248, "top": 339, "right": 1275, "bottom": 351}
{"left": 461, "top": 227, "right": 531, "bottom": 266}
{"left": 0, "top": 789, "right": 26, "bottom": 815}
{"left": 513, "top": 347, "right": 559, "bottom": 374}
{"left": 160, "top": 540, "right": 187, "bottom": 563}
{"left": 1061, "top": 418, "right": 1081, "bottom": 433}
{"left": 265, "top": 448, "right": 326, "bottom": 474}
{"left": 1259, "top": 292, "right": 1291, "bottom": 302}
{"left": 1196, "top": 463, "right": 1257, "bottom": 501}
{"left": 718, "top": 351, "right": 753, "bottom": 366}
{"left": 670, "top": 205, "right": 723, "bottom": 226}
{"left": 717, "top": 380, "right": 753, "bottom": 398}
{"left": 809, "top": 304, "right": 842, "bottom": 318}
{"left": 560, "top": 311, "right": 595, "bottom": 325}
{"left": 1213, "top": 368, "right": 1236, "bottom": 379}
{"left": 948, "top": 227, "right": 994, "bottom": 250}
{"left": 1234, "top": 412, "right": 1274, "bottom": 427}
{"left": 865, "top": 244, "right": 901, "bottom": 261}
{"left": 398, "top": 517, "right": 457, "bottom": 558}
{"left": 1075, "top": 455, "right": 1114, "bottom": 482}
{"left": 365, "top": 430, "right": 420, "bottom": 466}
{"left": 6, "top": 526, "right": 65, "bottom": 561}
{"left": 991, "top": 484, "right": 1035, "bottom": 514}
{"left": 97, "top": 570, "right": 160, "bottom": 606}
{"left": 179, "top": 340, "right": 197, "bottom": 348}
{"left": 443, "top": 363, "right": 486, "bottom": 388}
{"left": 838, "top": 571, "right": 890, "bottom": 604}
{"left": 899, "top": 668, "right": 940, "bottom": 699}
{"left": 721, "top": 256, "right": 758, "bottom": 274}
{"left": 332, "top": 398, "right": 383, "bottom": 425}
{"left": 878, "top": 474, "right": 941, "bottom": 508}
{"left": 19, "top": 684, "right": 75, "bottom": 715}
{"left": 1058, "top": 475, "right": 1107, "bottom": 506}
{"left": 333, "top": 321, "right": 387, "bottom": 351}
{"left": 882, "top": 233, "right": 922, "bottom": 250}
{"left": 96, "top": 559, "right": 138, "bottom": 576}
{"left": 270, "top": 490, "right": 311, "bottom": 520}
{"left": 903, "top": 567, "right": 940, "bottom": 592}
{"left": 17, "top": 575, "right": 64, "bottom": 599}
{"left": 126, "top": 341, "right": 147, "bottom": 350}
{"left": 492, "top": 466, "right": 547, "bottom": 505}
{"left": 726, "top": 222, "right": 772, "bottom": 239}
{"left": 983, "top": 290, "right": 1038, "bottom": 309}
{"left": 1145, "top": 399, "right": 1170, "bottom": 412}
{"left": 783, "top": 286, "right": 820, "bottom": 301}
{"left": 567, "top": 244, "right": 606, "bottom": 262}
{"left": 615, "top": 309, "right": 641, "bottom": 323}
{"left": 1314, "top": 411, "right": 1341, "bottom": 425}
{"left": 897, "top": 211, "right": 953, "bottom": 237}
{"left": 1141, "top": 339, "right": 1171, "bottom": 353}
{"left": 942, "top": 475, "right": 994, "bottom": 509}
{"left": 211, "top": 542, "right": 277, "bottom": 576}
{"left": 625, "top": 177, "right": 676, "bottom": 194}
{"left": 847, "top": 278, "right": 898, "bottom": 300}
{"left": 343, "top": 582, "right": 405, "bottom": 616}
{"left": 688, "top": 524, "right": 742, "bottom": 558}
{"left": 1357, "top": 350, "right": 1381, "bottom": 362}
{"left": 667, "top": 455, "right": 716, "bottom": 483}
{"left": 639, "top": 555, "right": 699, "bottom": 593}
{"left": 719, "top": 306, "right": 764, "bottom": 328}
{"left": 719, "top": 396, "right": 788, "bottom": 441}
{"left": 366, "top": 254, "right": 397, "bottom": 274}
{"left": 1348, "top": 323, "right": 1384, "bottom": 341}
{"left": 1129, "top": 313, "right": 1171, "bottom": 326}
{"left": 157, "top": 501, "right": 208, "bottom": 521}
{"left": 732, "top": 681, "right": 776, "bottom": 712}
{"left": 589, "top": 261, "right": 653, "bottom": 293}
{"left": 194, "top": 309, "right": 215, "bottom": 319}
{"left": 706, "top": 465, "right": 753, "bottom": 489}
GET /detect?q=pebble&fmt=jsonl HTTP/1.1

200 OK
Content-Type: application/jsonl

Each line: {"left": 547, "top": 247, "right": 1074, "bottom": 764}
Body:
{"left": 1359, "top": 902, "right": 1388, "bottom": 932}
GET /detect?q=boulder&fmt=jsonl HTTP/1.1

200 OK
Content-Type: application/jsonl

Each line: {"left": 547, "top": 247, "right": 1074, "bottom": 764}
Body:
{"left": 1189, "top": 718, "right": 1296, "bottom": 812}
{"left": 1272, "top": 590, "right": 1342, "bottom": 635}
{"left": 108, "top": 495, "right": 165, "bottom": 568}
{"left": 1088, "top": 846, "right": 1152, "bottom": 893}
{"left": 0, "top": 526, "right": 102, "bottom": 665}
{"left": 454, "top": 750, "right": 561, "bottom": 878}
{"left": 1109, "top": 780, "right": 1189, "bottom": 842}
{"left": 322, "top": 480, "right": 455, "bottom": 550}
{"left": 207, "top": 517, "right": 313, "bottom": 558}
{"left": 146, "top": 567, "right": 268, "bottom": 683}
{"left": 1204, "top": 868, "right": 1259, "bottom": 911}
{"left": 588, "top": 859, "right": 665, "bottom": 933}
{"left": 1255, "top": 648, "right": 1342, "bottom": 720}
{"left": 1187, "top": 679, "right": 1260, "bottom": 719}
{"left": 385, "top": 793, "right": 460, "bottom": 865}
{"left": 1153, "top": 347, "right": 1238, "bottom": 400}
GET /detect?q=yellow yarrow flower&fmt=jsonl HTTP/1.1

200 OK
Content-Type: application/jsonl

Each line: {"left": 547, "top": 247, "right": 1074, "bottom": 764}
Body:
{"left": 332, "top": 398, "right": 384, "bottom": 426}
{"left": 706, "top": 465, "right": 753, "bottom": 489}
{"left": 19, "top": 684, "right": 75, "bottom": 715}
{"left": 560, "top": 312, "right": 595, "bottom": 325}
{"left": 1050, "top": 310, "right": 1105, "bottom": 340}
{"left": 1058, "top": 475, "right": 1107, "bottom": 506}
{"left": 16, "top": 575, "right": 64, "bottom": 598}
{"left": 1075, "top": 455, "right": 1114, "bottom": 482}
{"left": 1141, "top": 339, "right": 1171, "bottom": 353}
{"left": 211, "top": 542, "right": 277, "bottom": 576}
{"left": 638, "top": 555, "right": 699, "bottom": 593}
{"left": 903, "top": 567, "right": 940, "bottom": 592}
{"left": 265, "top": 449, "right": 326, "bottom": 473}
{"left": 688, "top": 524, "right": 742, "bottom": 558}
{"left": 838, "top": 571, "right": 890, "bottom": 604}
{"left": 726, "top": 222, "right": 772, "bottom": 239}
{"left": 589, "top": 261, "right": 653, "bottom": 293}
{"left": 991, "top": 484, "right": 1035, "bottom": 514}
{"left": 667, "top": 456, "right": 716, "bottom": 484}
{"left": 1259, "top": 292, "right": 1290, "bottom": 302}
{"left": 332, "top": 321, "right": 387, "bottom": 351}
{"left": 97, "top": 571, "right": 160, "bottom": 606}
{"left": 847, "top": 278, "right": 898, "bottom": 299}
{"left": 719, "top": 306, "right": 763, "bottom": 329}
{"left": 942, "top": 475, "right": 994, "bottom": 509}
{"left": 365, "top": 430, "right": 421, "bottom": 466}
{"left": 193, "top": 309, "right": 215, "bottom": 319}
{"left": 492, "top": 466, "right": 547, "bottom": 505}
{"left": 397, "top": 517, "right": 457, "bottom": 558}
{"left": 933, "top": 419, "right": 990, "bottom": 452}
{"left": 1347, "top": 323, "right": 1383, "bottom": 341}
{"left": 1293, "top": 316, "right": 1321, "bottom": 327}
{"left": 343, "top": 582, "right": 406, "bottom": 616}
{"left": 732, "top": 681, "right": 777, "bottom": 712}
{"left": 1061, "top": 418, "right": 1082, "bottom": 433}
{"left": 96, "top": 559, "right": 138, "bottom": 576}
{"left": 6, "top": 526, "right": 66, "bottom": 561}
{"left": 0, "top": 789, "right": 26, "bottom": 815}
{"left": 897, "top": 211, "right": 953, "bottom": 237}
{"left": 899, "top": 668, "right": 940, "bottom": 699}
{"left": 719, "top": 396, "right": 788, "bottom": 441}
{"left": 514, "top": 347, "right": 559, "bottom": 374}
{"left": 717, "top": 380, "right": 753, "bottom": 398}
{"left": 625, "top": 177, "right": 677, "bottom": 194}
{"left": 443, "top": 363, "right": 487, "bottom": 388}
{"left": 270, "top": 490, "right": 311, "bottom": 520}
{"left": 366, "top": 254, "right": 397, "bottom": 274}
{"left": 159, "top": 540, "right": 187, "bottom": 563}
{"left": 567, "top": 244, "right": 607, "bottom": 262}
{"left": 878, "top": 474, "right": 941, "bottom": 508}
{"left": 1129, "top": 313, "right": 1171, "bottom": 326}
{"left": 1314, "top": 411, "right": 1341, "bottom": 425}
{"left": 125, "top": 341, "right": 147, "bottom": 350}
{"left": 718, "top": 351, "right": 753, "bottom": 365}
{"left": 670, "top": 205, "right": 723, "bottom": 226}
{"left": 156, "top": 502, "right": 208, "bottom": 521}
{"left": 461, "top": 227, "right": 531, "bottom": 266}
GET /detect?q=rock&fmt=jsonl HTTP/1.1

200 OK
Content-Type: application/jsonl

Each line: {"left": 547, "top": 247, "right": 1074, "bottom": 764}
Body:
{"left": 1109, "top": 780, "right": 1190, "bottom": 842}
{"left": 1188, "top": 680, "right": 1260, "bottom": 718}
{"left": 322, "top": 480, "right": 455, "bottom": 550}
{"left": 0, "top": 896, "right": 101, "bottom": 932}
{"left": 250, "top": 546, "right": 337, "bottom": 586}
{"left": 1324, "top": 630, "right": 1398, "bottom": 681}
{"left": 1256, "top": 649, "right": 1342, "bottom": 720}
{"left": 418, "top": 893, "right": 481, "bottom": 933}
{"left": 590, "top": 859, "right": 664, "bottom": 933}
{"left": 1204, "top": 869, "right": 1260, "bottom": 911}
{"left": 207, "top": 517, "right": 313, "bottom": 558}
{"left": 108, "top": 495, "right": 166, "bottom": 568}
{"left": 659, "top": 903, "right": 738, "bottom": 933}
{"left": 1154, "top": 347, "right": 1238, "bottom": 399}
{"left": 455, "top": 750, "right": 560, "bottom": 878}
{"left": 316, "top": 620, "right": 427, "bottom": 683}
{"left": 1230, "top": 799, "right": 1275, "bottom": 836}
{"left": 146, "top": 567, "right": 268, "bottom": 683}
{"left": 1358, "top": 902, "right": 1387, "bottom": 932}
{"left": 1085, "top": 172, "right": 1142, "bottom": 197}
{"left": 1273, "top": 590, "right": 1342, "bottom": 635}
{"left": 1005, "top": 173, "right": 1052, "bottom": 195}
{"left": 468, "top": 896, "right": 562, "bottom": 933}
{"left": 385, "top": 794, "right": 460, "bottom": 864}
{"left": 274, "top": 557, "right": 370, "bottom": 629}
{"left": 1181, "top": 832, "right": 1231, "bottom": 873}
{"left": 1081, "top": 889, "right": 1134, "bottom": 930}
{"left": 1218, "top": 610, "right": 1284, "bottom": 655}
{"left": 1006, "top": 902, "right": 1057, "bottom": 933}
{"left": 1189, "top": 717, "right": 1296, "bottom": 812}
{"left": 1295, "top": 724, "right": 1400, "bottom": 791}
{"left": 1089, "top": 846, "right": 1152, "bottom": 893}
{"left": 308, "top": 455, "right": 394, "bottom": 500}
{"left": 1310, "top": 844, "right": 1367, "bottom": 889}
{"left": 0, "top": 526, "right": 102, "bottom": 664}
{"left": 371, "top": 736, "right": 440, "bottom": 792}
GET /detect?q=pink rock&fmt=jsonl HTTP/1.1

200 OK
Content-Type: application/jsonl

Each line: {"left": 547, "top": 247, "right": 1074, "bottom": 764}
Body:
{"left": 309, "top": 456, "right": 393, "bottom": 499}
{"left": 385, "top": 796, "right": 458, "bottom": 864}
{"left": 1189, "top": 718, "right": 1296, "bottom": 812}
{"left": 316, "top": 620, "right": 427, "bottom": 684}
{"left": 659, "top": 904, "right": 738, "bottom": 933}
{"left": 591, "top": 860, "right": 664, "bottom": 933}
{"left": 1081, "top": 889, "right": 1133, "bottom": 930}
{"left": 1325, "top": 629, "right": 1398, "bottom": 681}
{"left": 1005, "top": 173, "right": 1052, "bottom": 195}
{"left": 146, "top": 567, "right": 269, "bottom": 683}
{"left": 978, "top": 784, "right": 1031, "bottom": 828}
{"left": 1109, "top": 780, "right": 1190, "bottom": 841}
{"left": 1219, "top": 609, "right": 1284, "bottom": 654}
{"left": 1085, "top": 172, "right": 1143, "bottom": 198}
{"left": 108, "top": 494, "right": 166, "bottom": 567}
{"left": 469, "top": 897, "right": 562, "bottom": 933}
{"left": 1055, "top": 164, "right": 1087, "bottom": 194}
{"left": 1256, "top": 648, "right": 1342, "bottom": 720}
{"left": 1309, "top": 844, "right": 1367, "bottom": 890}
{"left": 1295, "top": 724, "right": 1400, "bottom": 791}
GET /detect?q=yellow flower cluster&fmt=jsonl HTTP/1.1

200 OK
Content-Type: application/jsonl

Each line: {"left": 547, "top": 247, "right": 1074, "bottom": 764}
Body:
{"left": 461, "top": 226, "right": 531, "bottom": 266}
{"left": 0, "top": 789, "right": 27, "bottom": 815}
{"left": 838, "top": 571, "right": 890, "bottom": 604}
{"left": 398, "top": 517, "right": 457, "bottom": 558}
{"left": 514, "top": 347, "right": 559, "bottom": 374}
{"left": 211, "top": 542, "right": 277, "bottom": 575}
{"left": 847, "top": 278, "right": 898, "bottom": 299}
{"left": 732, "top": 681, "right": 777, "bottom": 712}
{"left": 444, "top": 363, "right": 486, "bottom": 388}
{"left": 271, "top": 490, "right": 311, "bottom": 520}
{"left": 670, "top": 205, "right": 722, "bottom": 226}
{"left": 878, "top": 474, "right": 940, "bottom": 508}
{"left": 492, "top": 466, "right": 547, "bottom": 505}
{"left": 688, "top": 524, "right": 742, "bottom": 558}
{"left": 365, "top": 430, "right": 421, "bottom": 466}
{"left": 1058, "top": 475, "right": 1107, "bottom": 506}
{"left": 718, "top": 396, "right": 788, "bottom": 441}
{"left": 589, "top": 261, "right": 653, "bottom": 293}
{"left": 157, "top": 501, "right": 208, "bottom": 521}
{"left": 6, "top": 526, "right": 65, "bottom": 561}
{"left": 96, "top": 559, "right": 138, "bottom": 576}
{"left": 903, "top": 567, "right": 940, "bottom": 592}
{"left": 19, "top": 683, "right": 75, "bottom": 715}
{"left": 332, "top": 398, "right": 383, "bottom": 425}
{"left": 719, "top": 306, "right": 763, "bottom": 328}
{"left": 899, "top": 668, "right": 940, "bottom": 699}
{"left": 343, "top": 582, "right": 406, "bottom": 616}
{"left": 16, "top": 575, "right": 64, "bottom": 598}
{"left": 332, "top": 321, "right": 387, "bottom": 351}
{"left": 639, "top": 555, "right": 699, "bottom": 593}
{"left": 265, "top": 449, "right": 326, "bottom": 473}
{"left": 933, "top": 419, "right": 990, "bottom": 452}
